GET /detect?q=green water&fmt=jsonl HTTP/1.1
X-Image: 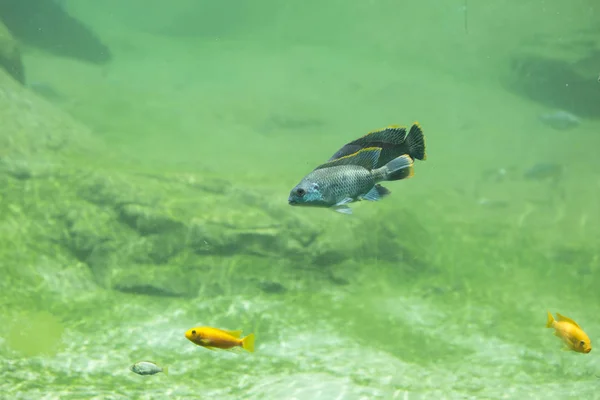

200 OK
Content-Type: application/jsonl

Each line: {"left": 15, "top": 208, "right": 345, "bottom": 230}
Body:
{"left": 1, "top": 0, "right": 600, "bottom": 398}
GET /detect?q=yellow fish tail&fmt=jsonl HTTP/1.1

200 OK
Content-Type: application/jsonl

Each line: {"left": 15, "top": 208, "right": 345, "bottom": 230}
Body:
{"left": 242, "top": 333, "right": 255, "bottom": 353}
{"left": 546, "top": 311, "right": 555, "bottom": 328}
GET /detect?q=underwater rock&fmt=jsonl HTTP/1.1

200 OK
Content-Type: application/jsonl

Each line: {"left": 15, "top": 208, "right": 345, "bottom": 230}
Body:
{"left": 56, "top": 167, "right": 327, "bottom": 296}
{"left": 0, "top": 68, "right": 104, "bottom": 304}
{"left": 507, "top": 55, "right": 600, "bottom": 119}
{"left": 244, "top": 373, "right": 375, "bottom": 399}
{"left": 111, "top": 264, "right": 197, "bottom": 298}
{"left": 0, "top": 66, "right": 431, "bottom": 302}
{"left": 60, "top": 205, "right": 120, "bottom": 264}
{"left": 117, "top": 203, "right": 184, "bottom": 236}
{"left": 0, "top": 20, "right": 24, "bottom": 84}
{"left": 0, "top": 0, "right": 111, "bottom": 64}
{"left": 311, "top": 248, "right": 349, "bottom": 267}
{"left": 0, "top": 157, "right": 32, "bottom": 180}
{"left": 0, "top": 69, "right": 99, "bottom": 159}
{"left": 258, "top": 280, "right": 287, "bottom": 294}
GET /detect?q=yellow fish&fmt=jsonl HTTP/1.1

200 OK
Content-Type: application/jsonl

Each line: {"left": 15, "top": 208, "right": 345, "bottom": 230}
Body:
{"left": 546, "top": 311, "right": 591, "bottom": 353}
{"left": 185, "top": 326, "right": 255, "bottom": 353}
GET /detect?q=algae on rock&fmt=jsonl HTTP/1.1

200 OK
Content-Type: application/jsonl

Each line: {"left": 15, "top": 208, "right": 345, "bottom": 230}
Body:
{"left": 0, "top": 20, "right": 24, "bottom": 84}
{"left": 0, "top": 67, "right": 432, "bottom": 306}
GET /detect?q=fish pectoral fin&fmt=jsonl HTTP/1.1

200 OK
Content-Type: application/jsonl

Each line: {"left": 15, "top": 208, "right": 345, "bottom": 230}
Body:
{"left": 335, "top": 197, "right": 353, "bottom": 206}
{"left": 333, "top": 198, "right": 353, "bottom": 214}
{"left": 556, "top": 313, "right": 580, "bottom": 328}
{"left": 333, "top": 205, "right": 352, "bottom": 215}
{"left": 199, "top": 339, "right": 217, "bottom": 350}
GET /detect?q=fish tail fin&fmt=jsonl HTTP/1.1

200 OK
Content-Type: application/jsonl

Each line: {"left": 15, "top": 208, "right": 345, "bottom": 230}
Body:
{"left": 546, "top": 311, "right": 555, "bottom": 328}
{"left": 383, "top": 155, "right": 414, "bottom": 181}
{"left": 163, "top": 366, "right": 169, "bottom": 376}
{"left": 242, "top": 333, "right": 255, "bottom": 352}
{"left": 406, "top": 122, "right": 427, "bottom": 160}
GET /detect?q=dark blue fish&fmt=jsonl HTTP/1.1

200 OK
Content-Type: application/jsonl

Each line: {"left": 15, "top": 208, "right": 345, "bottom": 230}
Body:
{"left": 328, "top": 123, "right": 426, "bottom": 168}
{"left": 288, "top": 148, "right": 414, "bottom": 214}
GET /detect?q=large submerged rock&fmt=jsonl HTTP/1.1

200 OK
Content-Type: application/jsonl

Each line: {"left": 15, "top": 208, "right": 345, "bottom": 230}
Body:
{"left": 507, "top": 54, "right": 600, "bottom": 119}
{"left": 0, "top": 68, "right": 431, "bottom": 304}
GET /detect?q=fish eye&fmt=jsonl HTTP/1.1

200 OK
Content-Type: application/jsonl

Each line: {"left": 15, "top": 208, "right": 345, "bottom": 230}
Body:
{"left": 580, "top": 340, "right": 586, "bottom": 346}
{"left": 192, "top": 330, "right": 196, "bottom": 335}
{"left": 296, "top": 188, "right": 305, "bottom": 197}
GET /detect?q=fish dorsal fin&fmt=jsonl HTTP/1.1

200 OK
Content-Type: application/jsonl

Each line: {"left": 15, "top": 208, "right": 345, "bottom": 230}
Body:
{"left": 556, "top": 313, "right": 580, "bottom": 328}
{"left": 223, "top": 329, "right": 243, "bottom": 338}
{"left": 315, "top": 147, "right": 381, "bottom": 170}
{"left": 353, "top": 126, "right": 407, "bottom": 145}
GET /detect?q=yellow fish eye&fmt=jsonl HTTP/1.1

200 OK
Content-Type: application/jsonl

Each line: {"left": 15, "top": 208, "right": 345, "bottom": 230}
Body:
{"left": 191, "top": 330, "right": 196, "bottom": 335}
{"left": 580, "top": 340, "right": 586, "bottom": 347}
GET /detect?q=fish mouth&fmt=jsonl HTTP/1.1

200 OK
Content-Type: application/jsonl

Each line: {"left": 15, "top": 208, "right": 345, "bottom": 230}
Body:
{"left": 585, "top": 348, "right": 591, "bottom": 353}
{"left": 288, "top": 198, "right": 298, "bottom": 205}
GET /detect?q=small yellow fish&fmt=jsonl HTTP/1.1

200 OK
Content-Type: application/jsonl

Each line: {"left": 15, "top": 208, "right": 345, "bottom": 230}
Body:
{"left": 546, "top": 311, "right": 591, "bottom": 353}
{"left": 185, "top": 326, "right": 255, "bottom": 353}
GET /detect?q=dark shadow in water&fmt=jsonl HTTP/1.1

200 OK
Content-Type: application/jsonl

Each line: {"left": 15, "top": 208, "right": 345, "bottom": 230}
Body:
{"left": 0, "top": 0, "right": 111, "bottom": 64}
{"left": 506, "top": 55, "right": 600, "bottom": 119}
{"left": 0, "top": 22, "right": 25, "bottom": 84}
{"left": 28, "top": 82, "right": 65, "bottom": 102}
{"left": 113, "top": 284, "right": 184, "bottom": 298}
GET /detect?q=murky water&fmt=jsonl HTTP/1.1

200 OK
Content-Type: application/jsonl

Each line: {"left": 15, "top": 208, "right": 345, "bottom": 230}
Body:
{"left": 1, "top": 1, "right": 600, "bottom": 398}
